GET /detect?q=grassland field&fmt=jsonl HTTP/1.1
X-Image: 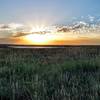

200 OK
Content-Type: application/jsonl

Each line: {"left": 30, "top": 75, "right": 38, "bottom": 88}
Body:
{"left": 0, "top": 46, "right": 100, "bottom": 100}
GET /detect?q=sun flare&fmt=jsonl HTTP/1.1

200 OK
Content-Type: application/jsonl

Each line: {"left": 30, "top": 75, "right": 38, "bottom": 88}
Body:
{"left": 30, "top": 25, "right": 47, "bottom": 33}
{"left": 23, "top": 25, "right": 57, "bottom": 45}
{"left": 24, "top": 33, "right": 57, "bottom": 45}
{"left": 25, "top": 34, "right": 48, "bottom": 44}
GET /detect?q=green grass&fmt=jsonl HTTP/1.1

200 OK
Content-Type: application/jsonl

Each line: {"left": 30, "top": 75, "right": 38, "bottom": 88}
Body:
{"left": 0, "top": 47, "right": 100, "bottom": 100}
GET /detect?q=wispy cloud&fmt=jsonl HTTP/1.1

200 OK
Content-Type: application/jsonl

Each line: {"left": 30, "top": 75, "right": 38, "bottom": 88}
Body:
{"left": 0, "top": 23, "right": 27, "bottom": 38}
{"left": 12, "top": 32, "right": 30, "bottom": 37}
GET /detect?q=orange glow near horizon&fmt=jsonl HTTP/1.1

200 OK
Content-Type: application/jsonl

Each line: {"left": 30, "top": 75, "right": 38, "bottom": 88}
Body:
{"left": 17, "top": 32, "right": 100, "bottom": 45}
{"left": 10, "top": 25, "right": 100, "bottom": 45}
{"left": 23, "top": 33, "right": 57, "bottom": 45}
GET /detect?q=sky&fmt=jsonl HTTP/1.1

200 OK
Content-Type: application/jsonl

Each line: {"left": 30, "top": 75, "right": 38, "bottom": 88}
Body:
{"left": 0, "top": 0, "right": 100, "bottom": 24}
{"left": 0, "top": 0, "right": 100, "bottom": 45}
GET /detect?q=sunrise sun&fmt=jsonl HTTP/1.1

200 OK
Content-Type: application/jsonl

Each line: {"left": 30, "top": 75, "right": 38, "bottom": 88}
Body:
{"left": 24, "top": 34, "right": 50, "bottom": 44}
{"left": 23, "top": 25, "right": 57, "bottom": 45}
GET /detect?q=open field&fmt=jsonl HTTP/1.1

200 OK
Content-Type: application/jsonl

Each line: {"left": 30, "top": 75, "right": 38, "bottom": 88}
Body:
{"left": 0, "top": 46, "right": 100, "bottom": 100}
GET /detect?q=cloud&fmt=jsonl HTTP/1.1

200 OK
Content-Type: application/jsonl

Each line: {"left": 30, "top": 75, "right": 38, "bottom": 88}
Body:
{"left": 0, "top": 23, "right": 27, "bottom": 38}
{"left": 12, "top": 32, "right": 30, "bottom": 37}
{"left": 88, "top": 15, "right": 95, "bottom": 22}
{"left": 0, "top": 23, "right": 24, "bottom": 30}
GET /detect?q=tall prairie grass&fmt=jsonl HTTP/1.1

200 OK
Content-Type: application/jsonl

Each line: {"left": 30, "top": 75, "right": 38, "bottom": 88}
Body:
{"left": 0, "top": 47, "right": 100, "bottom": 100}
